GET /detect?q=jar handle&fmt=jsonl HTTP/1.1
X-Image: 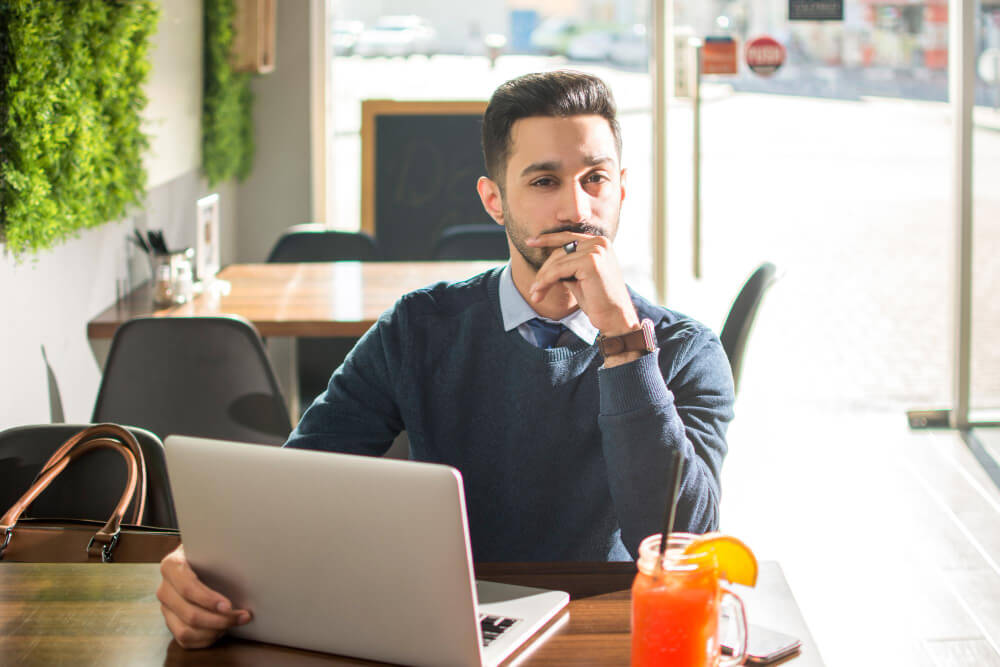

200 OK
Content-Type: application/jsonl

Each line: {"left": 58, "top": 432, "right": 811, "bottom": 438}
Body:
{"left": 718, "top": 586, "right": 748, "bottom": 666}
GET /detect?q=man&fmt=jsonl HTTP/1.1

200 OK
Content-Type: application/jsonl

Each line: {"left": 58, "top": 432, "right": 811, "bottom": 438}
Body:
{"left": 157, "top": 70, "right": 735, "bottom": 648}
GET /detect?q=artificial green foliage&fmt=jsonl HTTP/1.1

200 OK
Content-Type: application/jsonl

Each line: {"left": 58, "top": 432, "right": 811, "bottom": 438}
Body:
{"left": 0, "top": 0, "right": 159, "bottom": 257}
{"left": 203, "top": 0, "right": 254, "bottom": 186}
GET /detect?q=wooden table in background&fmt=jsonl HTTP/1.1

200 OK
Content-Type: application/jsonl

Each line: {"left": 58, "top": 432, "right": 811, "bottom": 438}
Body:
{"left": 0, "top": 561, "right": 823, "bottom": 665}
{"left": 87, "top": 262, "right": 499, "bottom": 414}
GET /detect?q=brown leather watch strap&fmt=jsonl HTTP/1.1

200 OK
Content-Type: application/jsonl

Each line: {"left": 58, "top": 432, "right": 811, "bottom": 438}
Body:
{"left": 598, "top": 318, "right": 656, "bottom": 357}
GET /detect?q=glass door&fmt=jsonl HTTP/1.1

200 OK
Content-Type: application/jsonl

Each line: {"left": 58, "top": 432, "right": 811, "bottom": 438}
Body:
{"left": 971, "top": 1, "right": 1000, "bottom": 423}
{"left": 662, "top": 0, "right": 959, "bottom": 416}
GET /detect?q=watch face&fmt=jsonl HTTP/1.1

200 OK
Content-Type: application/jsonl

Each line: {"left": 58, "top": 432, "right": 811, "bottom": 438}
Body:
{"left": 640, "top": 318, "right": 656, "bottom": 351}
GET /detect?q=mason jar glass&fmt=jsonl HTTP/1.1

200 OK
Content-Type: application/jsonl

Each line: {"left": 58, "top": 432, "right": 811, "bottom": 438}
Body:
{"left": 632, "top": 533, "right": 748, "bottom": 667}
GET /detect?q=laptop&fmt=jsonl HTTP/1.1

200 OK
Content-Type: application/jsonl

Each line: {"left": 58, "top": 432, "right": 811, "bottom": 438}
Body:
{"left": 164, "top": 435, "right": 570, "bottom": 667}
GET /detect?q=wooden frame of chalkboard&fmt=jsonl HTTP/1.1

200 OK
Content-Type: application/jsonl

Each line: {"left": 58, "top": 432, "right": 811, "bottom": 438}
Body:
{"left": 361, "top": 100, "right": 490, "bottom": 260}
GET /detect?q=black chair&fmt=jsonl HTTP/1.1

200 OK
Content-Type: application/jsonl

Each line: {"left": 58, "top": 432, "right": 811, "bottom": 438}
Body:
{"left": 92, "top": 316, "right": 292, "bottom": 445}
{"left": 720, "top": 262, "right": 778, "bottom": 394}
{"left": 0, "top": 423, "right": 177, "bottom": 529}
{"left": 266, "top": 224, "right": 382, "bottom": 263}
{"left": 432, "top": 224, "right": 509, "bottom": 260}
{"left": 266, "top": 224, "right": 383, "bottom": 413}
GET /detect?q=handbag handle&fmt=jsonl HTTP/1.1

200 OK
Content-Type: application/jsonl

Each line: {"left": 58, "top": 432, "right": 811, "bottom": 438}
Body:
{"left": 0, "top": 438, "right": 141, "bottom": 562}
{"left": 33, "top": 424, "right": 147, "bottom": 525}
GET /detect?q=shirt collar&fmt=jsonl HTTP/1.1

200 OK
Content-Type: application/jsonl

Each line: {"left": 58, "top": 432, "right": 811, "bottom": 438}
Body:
{"left": 498, "top": 264, "right": 600, "bottom": 345}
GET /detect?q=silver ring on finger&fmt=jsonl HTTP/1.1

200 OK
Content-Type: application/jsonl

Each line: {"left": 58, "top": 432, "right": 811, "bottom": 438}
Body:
{"left": 563, "top": 241, "right": 578, "bottom": 255}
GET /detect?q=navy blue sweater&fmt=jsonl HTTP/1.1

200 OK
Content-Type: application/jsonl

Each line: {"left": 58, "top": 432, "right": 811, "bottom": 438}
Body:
{"left": 285, "top": 267, "right": 735, "bottom": 561}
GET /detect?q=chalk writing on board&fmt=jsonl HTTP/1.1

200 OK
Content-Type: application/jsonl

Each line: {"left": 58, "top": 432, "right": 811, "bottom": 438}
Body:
{"left": 364, "top": 102, "right": 492, "bottom": 260}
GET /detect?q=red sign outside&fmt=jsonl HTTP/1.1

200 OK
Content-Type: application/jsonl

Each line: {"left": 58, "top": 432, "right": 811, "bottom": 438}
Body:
{"left": 745, "top": 36, "right": 786, "bottom": 77}
{"left": 702, "top": 37, "right": 739, "bottom": 76}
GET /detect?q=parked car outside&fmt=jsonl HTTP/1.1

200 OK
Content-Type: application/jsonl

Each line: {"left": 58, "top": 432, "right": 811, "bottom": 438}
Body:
{"left": 530, "top": 16, "right": 581, "bottom": 55}
{"left": 609, "top": 24, "right": 648, "bottom": 68}
{"left": 355, "top": 15, "right": 437, "bottom": 58}
{"left": 332, "top": 20, "right": 363, "bottom": 56}
{"left": 566, "top": 29, "right": 617, "bottom": 61}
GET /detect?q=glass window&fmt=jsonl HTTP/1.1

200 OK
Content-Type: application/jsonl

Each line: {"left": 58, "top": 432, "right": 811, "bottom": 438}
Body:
{"left": 325, "top": 0, "right": 655, "bottom": 292}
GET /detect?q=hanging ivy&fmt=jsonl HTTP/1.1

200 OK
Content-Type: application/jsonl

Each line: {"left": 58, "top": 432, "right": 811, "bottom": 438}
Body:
{"left": 203, "top": 0, "right": 254, "bottom": 186}
{"left": 0, "top": 0, "right": 159, "bottom": 258}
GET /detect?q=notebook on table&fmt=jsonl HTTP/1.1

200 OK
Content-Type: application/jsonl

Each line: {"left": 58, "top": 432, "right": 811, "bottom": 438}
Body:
{"left": 164, "top": 435, "right": 570, "bottom": 667}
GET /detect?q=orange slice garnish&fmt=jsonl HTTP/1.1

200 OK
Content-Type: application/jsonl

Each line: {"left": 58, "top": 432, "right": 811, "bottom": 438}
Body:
{"left": 682, "top": 533, "right": 758, "bottom": 587}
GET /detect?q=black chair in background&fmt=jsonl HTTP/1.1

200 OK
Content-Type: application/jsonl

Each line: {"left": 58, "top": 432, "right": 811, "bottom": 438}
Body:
{"left": 720, "top": 262, "right": 778, "bottom": 394}
{"left": 0, "top": 423, "right": 177, "bottom": 528}
{"left": 92, "top": 316, "right": 292, "bottom": 445}
{"left": 432, "top": 224, "right": 509, "bottom": 260}
{"left": 265, "top": 224, "right": 383, "bottom": 414}
{"left": 266, "top": 224, "right": 382, "bottom": 263}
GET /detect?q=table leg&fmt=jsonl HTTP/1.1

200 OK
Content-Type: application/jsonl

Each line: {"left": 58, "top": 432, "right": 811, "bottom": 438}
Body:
{"left": 266, "top": 336, "right": 300, "bottom": 421}
{"left": 88, "top": 337, "right": 112, "bottom": 370}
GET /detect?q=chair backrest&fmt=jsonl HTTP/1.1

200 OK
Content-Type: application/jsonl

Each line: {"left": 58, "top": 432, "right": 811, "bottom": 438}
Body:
{"left": 0, "top": 423, "right": 177, "bottom": 528}
{"left": 432, "top": 224, "right": 509, "bottom": 261}
{"left": 92, "top": 316, "right": 292, "bottom": 445}
{"left": 267, "top": 224, "right": 382, "bottom": 263}
{"left": 720, "top": 262, "right": 778, "bottom": 394}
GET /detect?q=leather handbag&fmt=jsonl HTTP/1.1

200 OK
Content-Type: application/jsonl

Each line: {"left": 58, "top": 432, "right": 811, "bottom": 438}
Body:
{"left": 0, "top": 424, "right": 180, "bottom": 563}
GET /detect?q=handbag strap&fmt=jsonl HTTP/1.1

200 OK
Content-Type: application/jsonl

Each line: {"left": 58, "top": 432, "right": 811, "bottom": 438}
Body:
{"left": 33, "top": 424, "right": 147, "bottom": 525}
{"left": 0, "top": 438, "right": 141, "bottom": 562}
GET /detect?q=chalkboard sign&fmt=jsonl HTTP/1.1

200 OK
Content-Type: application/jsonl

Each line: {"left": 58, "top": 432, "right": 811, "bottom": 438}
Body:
{"left": 361, "top": 100, "right": 494, "bottom": 260}
{"left": 788, "top": 0, "right": 843, "bottom": 21}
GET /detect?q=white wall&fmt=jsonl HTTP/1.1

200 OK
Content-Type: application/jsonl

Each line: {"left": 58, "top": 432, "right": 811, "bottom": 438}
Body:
{"left": 0, "top": 1, "right": 240, "bottom": 429}
{"left": 235, "top": 0, "right": 314, "bottom": 262}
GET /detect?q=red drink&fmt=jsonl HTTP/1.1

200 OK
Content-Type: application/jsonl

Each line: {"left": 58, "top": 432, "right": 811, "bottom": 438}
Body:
{"left": 631, "top": 534, "right": 747, "bottom": 667}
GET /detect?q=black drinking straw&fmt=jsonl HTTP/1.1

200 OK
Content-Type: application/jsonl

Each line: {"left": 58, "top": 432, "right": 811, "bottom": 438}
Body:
{"left": 656, "top": 449, "right": 685, "bottom": 572}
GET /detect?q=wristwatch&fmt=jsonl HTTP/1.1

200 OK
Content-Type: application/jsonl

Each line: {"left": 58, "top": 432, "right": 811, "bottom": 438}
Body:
{"left": 597, "top": 318, "right": 657, "bottom": 357}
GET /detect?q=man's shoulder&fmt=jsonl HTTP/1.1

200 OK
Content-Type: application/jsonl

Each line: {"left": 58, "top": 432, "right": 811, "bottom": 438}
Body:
{"left": 392, "top": 265, "right": 502, "bottom": 320}
{"left": 628, "top": 289, "right": 718, "bottom": 349}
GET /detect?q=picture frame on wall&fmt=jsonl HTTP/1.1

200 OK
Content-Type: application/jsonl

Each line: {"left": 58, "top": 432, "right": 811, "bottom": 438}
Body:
{"left": 196, "top": 194, "right": 221, "bottom": 282}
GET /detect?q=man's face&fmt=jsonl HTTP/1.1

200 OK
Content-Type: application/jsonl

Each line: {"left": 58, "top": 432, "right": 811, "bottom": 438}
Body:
{"left": 490, "top": 115, "right": 626, "bottom": 271}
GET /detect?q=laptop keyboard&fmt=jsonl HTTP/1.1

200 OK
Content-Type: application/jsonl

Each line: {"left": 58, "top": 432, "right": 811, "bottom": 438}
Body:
{"left": 479, "top": 613, "right": 521, "bottom": 647}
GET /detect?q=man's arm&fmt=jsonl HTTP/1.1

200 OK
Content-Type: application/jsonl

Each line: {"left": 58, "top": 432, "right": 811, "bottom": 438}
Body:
{"left": 597, "top": 326, "right": 734, "bottom": 558}
{"left": 284, "top": 308, "right": 406, "bottom": 454}
{"left": 528, "top": 232, "right": 735, "bottom": 559}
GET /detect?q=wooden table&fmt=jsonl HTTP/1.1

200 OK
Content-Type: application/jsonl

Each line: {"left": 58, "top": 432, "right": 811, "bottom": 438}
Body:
{"left": 88, "top": 261, "right": 500, "bottom": 339}
{"left": 87, "top": 262, "right": 500, "bottom": 415}
{"left": 0, "top": 561, "right": 823, "bottom": 665}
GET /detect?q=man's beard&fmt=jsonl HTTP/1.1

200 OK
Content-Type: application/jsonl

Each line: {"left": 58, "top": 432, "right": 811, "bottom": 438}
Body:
{"left": 502, "top": 200, "right": 618, "bottom": 272}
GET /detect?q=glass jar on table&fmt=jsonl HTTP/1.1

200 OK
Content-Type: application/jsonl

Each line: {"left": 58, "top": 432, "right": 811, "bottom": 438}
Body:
{"left": 632, "top": 533, "right": 748, "bottom": 667}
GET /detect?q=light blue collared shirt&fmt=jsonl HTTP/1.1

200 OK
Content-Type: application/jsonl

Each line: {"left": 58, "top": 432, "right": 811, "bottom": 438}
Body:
{"left": 498, "top": 264, "right": 599, "bottom": 348}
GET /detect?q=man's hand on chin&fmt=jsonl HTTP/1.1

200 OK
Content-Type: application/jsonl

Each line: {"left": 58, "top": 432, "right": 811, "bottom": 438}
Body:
{"left": 525, "top": 232, "right": 643, "bottom": 367}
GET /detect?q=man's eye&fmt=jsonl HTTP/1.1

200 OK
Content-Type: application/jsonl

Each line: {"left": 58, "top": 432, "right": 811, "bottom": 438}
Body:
{"left": 585, "top": 173, "right": 609, "bottom": 184}
{"left": 531, "top": 177, "right": 556, "bottom": 187}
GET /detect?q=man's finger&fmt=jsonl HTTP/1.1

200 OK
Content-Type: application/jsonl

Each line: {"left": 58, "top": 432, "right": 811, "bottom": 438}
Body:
{"left": 157, "top": 579, "right": 248, "bottom": 631}
{"left": 161, "top": 605, "right": 225, "bottom": 650}
{"left": 525, "top": 231, "right": 595, "bottom": 248}
{"left": 161, "top": 547, "right": 237, "bottom": 614}
{"left": 530, "top": 254, "right": 584, "bottom": 302}
{"left": 530, "top": 239, "right": 606, "bottom": 301}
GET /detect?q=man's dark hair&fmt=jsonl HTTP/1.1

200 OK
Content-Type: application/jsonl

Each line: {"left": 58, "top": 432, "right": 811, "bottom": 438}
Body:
{"left": 481, "top": 70, "right": 622, "bottom": 189}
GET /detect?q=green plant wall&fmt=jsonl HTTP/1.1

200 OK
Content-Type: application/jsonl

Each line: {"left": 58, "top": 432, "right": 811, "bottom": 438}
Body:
{"left": 203, "top": 0, "right": 254, "bottom": 186}
{"left": 0, "top": 0, "right": 159, "bottom": 258}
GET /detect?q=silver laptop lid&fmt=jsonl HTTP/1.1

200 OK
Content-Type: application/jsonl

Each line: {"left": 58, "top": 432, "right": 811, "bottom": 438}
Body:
{"left": 165, "top": 435, "right": 484, "bottom": 667}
